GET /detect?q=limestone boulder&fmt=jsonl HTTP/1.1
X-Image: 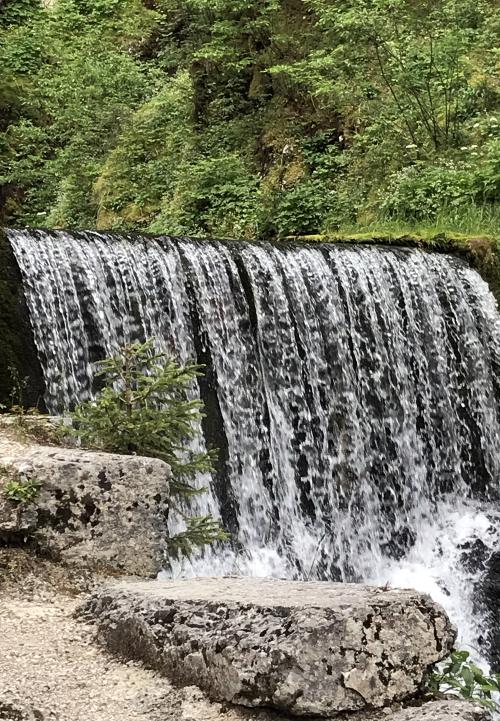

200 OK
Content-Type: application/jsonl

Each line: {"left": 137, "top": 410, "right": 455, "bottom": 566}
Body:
{"left": 81, "top": 577, "right": 456, "bottom": 717}
{"left": 0, "top": 439, "right": 170, "bottom": 576}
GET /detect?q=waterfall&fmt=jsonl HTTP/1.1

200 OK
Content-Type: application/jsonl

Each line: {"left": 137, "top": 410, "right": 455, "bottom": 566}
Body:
{"left": 6, "top": 228, "right": 500, "bottom": 669}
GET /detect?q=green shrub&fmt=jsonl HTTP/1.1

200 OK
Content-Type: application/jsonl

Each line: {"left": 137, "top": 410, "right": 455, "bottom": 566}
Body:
{"left": 381, "top": 164, "right": 477, "bottom": 221}
{"left": 271, "top": 180, "right": 337, "bottom": 238}
{"left": 150, "top": 153, "right": 260, "bottom": 238}
{"left": 2, "top": 475, "right": 41, "bottom": 503}
{"left": 476, "top": 137, "right": 500, "bottom": 202}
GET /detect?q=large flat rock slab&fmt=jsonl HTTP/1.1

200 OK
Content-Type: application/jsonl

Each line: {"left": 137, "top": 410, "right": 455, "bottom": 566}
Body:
{"left": 0, "top": 436, "right": 170, "bottom": 576}
{"left": 81, "top": 577, "right": 456, "bottom": 717}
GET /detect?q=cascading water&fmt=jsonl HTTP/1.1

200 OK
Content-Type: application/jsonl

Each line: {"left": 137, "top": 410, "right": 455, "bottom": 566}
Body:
{"left": 6, "top": 228, "right": 500, "bottom": 673}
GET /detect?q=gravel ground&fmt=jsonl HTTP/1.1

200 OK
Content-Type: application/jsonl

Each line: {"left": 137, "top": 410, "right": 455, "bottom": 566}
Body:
{"left": 0, "top": 551, "right": 292, "bottom": 721}
{"left": 0, "top": 551, "right": 487, "bottom": 721}
{"left": 0, "top": 593, "right": 178, "bottom": 720}
{"left": 0, "top": 592, "right": 294, "bottom": 721}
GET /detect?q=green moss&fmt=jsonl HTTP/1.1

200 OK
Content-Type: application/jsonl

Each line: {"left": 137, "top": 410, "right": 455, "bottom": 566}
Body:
{"left": 0, "top": 230, "right": 45, "bottom": 410}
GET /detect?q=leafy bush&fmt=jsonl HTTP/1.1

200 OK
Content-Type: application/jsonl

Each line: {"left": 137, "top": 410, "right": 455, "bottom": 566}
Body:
{"left": 150, "top": 154, "right": 261, "bottom": 238}
{"left": 428, "top": 650, "right": 500, "bottom": 711}
{"left": 381, "top": 165, "right": 477, "bottom": 221}
{"left": 71, "top": 340, "right": 228, "bottom": 559}
{"left": 476, "top": 137, "right": 500, "bottom": 202}
{"left": 271, "top": 180, "right": 337, "bottom": 238}
{"left": 94, "top": 72, "right": 194, "bottom": 230}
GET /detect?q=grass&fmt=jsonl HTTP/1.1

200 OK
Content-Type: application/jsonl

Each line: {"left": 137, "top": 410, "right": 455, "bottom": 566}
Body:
{"left": 283, "top": 203, "right": 500, "bottom": 302}
{"left": 339, "top": 204, "right": 500, "bottom": 241}
{"left": 286, "top": 203, "right": 500, "bottom": 248}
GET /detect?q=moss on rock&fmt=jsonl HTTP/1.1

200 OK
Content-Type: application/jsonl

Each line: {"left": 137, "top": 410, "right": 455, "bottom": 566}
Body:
{"left": 0, "top": 230, "right": 45, "bottom": 410}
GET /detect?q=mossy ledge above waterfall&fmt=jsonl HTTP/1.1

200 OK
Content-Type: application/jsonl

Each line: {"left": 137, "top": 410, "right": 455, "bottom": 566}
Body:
{"left": 287, "top": 231, "right": 500, "bottom": 303}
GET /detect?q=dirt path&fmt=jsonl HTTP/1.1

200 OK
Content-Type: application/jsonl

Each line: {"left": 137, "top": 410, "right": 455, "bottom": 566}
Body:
{"left": 0, "top": 593, "right": 177, "bottom": 721}
{"left": 0, "top": 593, "right": 288, "bottom": 721}
{"left": 0, "top": 551, "right": 288, "bottom": 721}
{"left": 0, "top": 563, "right": 488, "bottom": 721}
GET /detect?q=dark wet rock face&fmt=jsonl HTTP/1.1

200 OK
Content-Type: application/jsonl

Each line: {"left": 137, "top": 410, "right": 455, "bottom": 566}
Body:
{"left": 482, "top": 550, "right": 500, "bottom": 672}
{"left": 455, "top": 519, "right": 500, "bottom": 671}
{"left": 0, "top": 231, "right": 45, "bottom": 411}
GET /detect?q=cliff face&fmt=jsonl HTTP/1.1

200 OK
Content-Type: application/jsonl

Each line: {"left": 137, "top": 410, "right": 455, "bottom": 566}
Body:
{"left": 0, "top": 230, "right": 45, "bottom": 411}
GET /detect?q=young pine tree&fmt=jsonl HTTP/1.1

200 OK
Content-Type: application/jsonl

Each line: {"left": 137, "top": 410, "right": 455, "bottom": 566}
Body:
{"left": 71, "top": 339, "right": 228, "bottom": 559}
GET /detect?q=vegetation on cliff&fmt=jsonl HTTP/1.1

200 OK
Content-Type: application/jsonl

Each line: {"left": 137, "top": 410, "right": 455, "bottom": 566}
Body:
{"left": 0, "top": 0, "right": 499, "bottom": 241}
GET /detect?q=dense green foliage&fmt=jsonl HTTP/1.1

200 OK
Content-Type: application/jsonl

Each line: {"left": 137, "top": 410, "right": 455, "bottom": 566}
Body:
{"left": 0, "top": 0, "right": 499, "bottom": 238}
{"left": 71, "top": 340, "right": 228, "bottom": 559}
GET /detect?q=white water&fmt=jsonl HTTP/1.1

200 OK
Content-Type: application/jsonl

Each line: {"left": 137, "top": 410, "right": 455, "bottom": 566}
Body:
{"left": 371, "top": 502, "right": 500, "bottom": 662}
{"left": 7, "top": 228, "right": 500, "bottom": 672}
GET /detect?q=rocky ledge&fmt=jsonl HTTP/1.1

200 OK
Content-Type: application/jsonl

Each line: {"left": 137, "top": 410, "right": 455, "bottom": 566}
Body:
{"left": 0, "top": 433, "right": 170, "bottom": 576}
{"left": 81, "top": 576, "right": 457, "bottom": 718}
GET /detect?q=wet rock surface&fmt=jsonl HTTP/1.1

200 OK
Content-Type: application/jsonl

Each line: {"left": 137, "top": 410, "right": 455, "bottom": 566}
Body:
{"left": 81, "top": 577, "right": 456, "bottom": 717}
{"left": 0, "top": 230, "right": 46, "bottom": 411}
{"left": 482, "top": 549, "right": 500, "bottom": 672}
{"left": 0, "top": 435, "right": 170, "bottom": 576}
